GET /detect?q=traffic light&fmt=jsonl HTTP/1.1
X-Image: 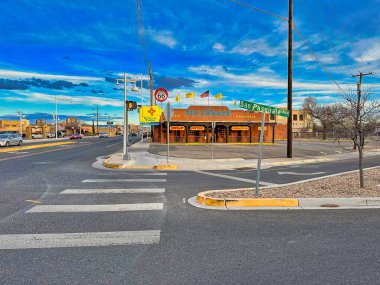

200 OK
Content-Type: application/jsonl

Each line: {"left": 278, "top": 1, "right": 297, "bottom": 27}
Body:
{"left": 127, "top": 101, "right": 137, "bottom": 111}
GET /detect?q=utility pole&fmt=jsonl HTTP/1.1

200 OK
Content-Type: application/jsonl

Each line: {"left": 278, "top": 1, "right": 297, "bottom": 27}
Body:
{"left": 96, "top": 106, "right": 99, "bottom": 135}
{"left": 17, "top": 111, "right": 22, "bottom": 137}
{"left": 352, "top": 71, "right": 373, "bottom": 188}
{"left": 287, "top": 0, "right": 293, "bottom": 158}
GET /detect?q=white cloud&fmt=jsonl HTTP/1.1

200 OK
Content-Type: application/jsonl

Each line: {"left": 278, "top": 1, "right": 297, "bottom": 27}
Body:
{"left": 0, "top": 69, "right": 103, "bottom": 82}
{"left": 299, "top": 53, "right": 340, "bottom": 64}
{"left": 230, "top": 38, "right": 285, "bottom": 57}
{"left": 350, "top": 39, "right": 380, "bottom": 63}
{"left": 212, "top": 42, "right": 225, "bottom": 52}
{"left": 150, "top": 30, "right": 177, "bottom": 49}
{"left": 3, "top": 92, "right": 123, "bottom": 107}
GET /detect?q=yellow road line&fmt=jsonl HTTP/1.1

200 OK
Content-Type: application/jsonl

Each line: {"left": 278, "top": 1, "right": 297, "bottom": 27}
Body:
{"left": 0, "top": 141, "right": 74, "bottom": 153}
{"left": 0, "top": 138, "right": 119, "bottom": 162}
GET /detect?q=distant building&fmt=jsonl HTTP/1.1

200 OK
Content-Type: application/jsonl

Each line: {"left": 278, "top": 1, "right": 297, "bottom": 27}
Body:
{"left": 0, "top": 119, "right": 30, "bottom": 134}
{"left": 276, "top": 109, "right": 313, "bottom": 134}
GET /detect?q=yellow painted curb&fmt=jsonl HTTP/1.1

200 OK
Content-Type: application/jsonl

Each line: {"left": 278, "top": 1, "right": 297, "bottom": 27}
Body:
{"left": 154, "top": 164, "right": 178, "bottom": 170}
{"left": 197, "top": 191, "right": 299, "bottom": 207}
{"left": 0, "top": 141, "right": 74, "bottom": 153}
{"left": 124, "top": 165, "right": 154, "bottom": 169}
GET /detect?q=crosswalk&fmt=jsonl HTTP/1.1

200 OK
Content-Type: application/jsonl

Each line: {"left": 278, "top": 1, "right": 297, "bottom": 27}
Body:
{"left": 0, "top": 172, "right": 167, "bottom": 250}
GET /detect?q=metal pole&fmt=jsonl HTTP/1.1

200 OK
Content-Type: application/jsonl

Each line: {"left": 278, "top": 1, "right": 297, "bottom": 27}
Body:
{"left": 256, "top": 112, "right": 265, "bottom": 196}
{"left": 211, "top": 121, "right": 214, "bottom": 160}
{"left": 287, "top": 0, "right": 293, "bottom": 158}
{"left": 167, "top": 121, "right": 170, "bottom": 163}
{"left": 123, "top": 73, "right": 129, "bottom": 160}
{"left": 141, "top": 74, "right": 144, "bottom": 142}
{"left": 55, "top": 95, "right": 58, "bottom": 139}
{"left": 18, "top": 111, "right": 22, "bottom": 137}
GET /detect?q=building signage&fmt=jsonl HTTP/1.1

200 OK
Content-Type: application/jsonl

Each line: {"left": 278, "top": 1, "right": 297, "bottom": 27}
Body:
{"left": 139, "top": 105, "right": 162, "bottom": 123}
{"left": 258, "top": 127, "right": 267, "bottom": 131}
{"left": 185, "top": 109, "right": 231, "bottom": 118}
{"left": 240, "top": 100, "right": 290, "bottom": 117}
{"left": 190, "top": 126, "right": 205, "bottom": 131}
{"left": 170, "top": 126, "right": 185, "bottom": 131}
{"left": 231, "top": 126, "right": 249, "bottom": 131}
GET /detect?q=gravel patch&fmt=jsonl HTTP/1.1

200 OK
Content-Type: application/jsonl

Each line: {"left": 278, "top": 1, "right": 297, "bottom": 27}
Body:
{"left": 207, "top": 168, "right": 380, "bottom": 198}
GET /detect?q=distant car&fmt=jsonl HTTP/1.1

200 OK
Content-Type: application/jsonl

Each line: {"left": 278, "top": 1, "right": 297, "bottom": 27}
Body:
{"left": 31, "top": 133, "right": 43, "bottom": 139}
{"left": 99, "top": 133, "right": 108, "bottom": 138}
{"left": 0, "top": 134, "right": 23, "bottom": 147}
{"left": 70, "top": 134, "right": 82, "bottom": 140}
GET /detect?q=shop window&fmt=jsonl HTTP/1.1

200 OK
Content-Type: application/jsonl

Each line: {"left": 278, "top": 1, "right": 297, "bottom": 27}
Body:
{"left": 293, "top": 114, "right": 297, "bottom": 121}
{"left": 270, "top": 114, "right": 275, "bottom": 120}
{"left": 299, "top": 115, "right": 304, "bottom": 121}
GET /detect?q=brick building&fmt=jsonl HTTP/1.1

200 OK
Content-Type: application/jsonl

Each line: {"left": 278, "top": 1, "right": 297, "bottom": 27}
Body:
{"left": 153, "top": 105, "right": 287, "bottom": 143}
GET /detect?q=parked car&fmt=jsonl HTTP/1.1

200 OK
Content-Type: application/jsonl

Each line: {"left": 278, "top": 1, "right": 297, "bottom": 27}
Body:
{"left": 99, "top": 133, "right": 109, "bottom": 138}
{"left": 70, "top": 134, "right": 82, "bottom": 140}
{"left": 46, "top": 131, "right": 65, "bottom": 138}
{"left": 31, "top": 133, "right": 43, "bottom": 139}
{"left": 0, "top": 134, "right": 23, "bottom": 147}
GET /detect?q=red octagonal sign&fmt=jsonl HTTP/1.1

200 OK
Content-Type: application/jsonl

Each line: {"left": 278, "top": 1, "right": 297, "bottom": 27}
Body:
{"left": 154, "top": 87, "right": 168, "bottom": 102}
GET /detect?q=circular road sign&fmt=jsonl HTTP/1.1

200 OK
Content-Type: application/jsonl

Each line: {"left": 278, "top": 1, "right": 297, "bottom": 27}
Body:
{"left": 154, "top": 87, "right": 169, "bottom": 102}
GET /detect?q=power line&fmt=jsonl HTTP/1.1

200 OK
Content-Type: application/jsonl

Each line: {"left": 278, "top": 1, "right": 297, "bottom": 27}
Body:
{"left": 228, "top": 0, "right": 288, "bottom": 22}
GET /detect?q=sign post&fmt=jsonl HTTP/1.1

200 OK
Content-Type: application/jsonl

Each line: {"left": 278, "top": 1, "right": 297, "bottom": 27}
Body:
{"left": 164, "top": 102, "right": 174, "bottom": 163}
{"left": 240, "top": 100, "right": 289, "bottom": 196}
{"left": 211, "top": 121, "right": 215, "bottom": 160}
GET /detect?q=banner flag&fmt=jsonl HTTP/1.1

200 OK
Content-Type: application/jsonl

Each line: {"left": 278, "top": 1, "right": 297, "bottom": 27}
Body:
{"left": 200, "top": 90, "right": 209, "bottom": 98}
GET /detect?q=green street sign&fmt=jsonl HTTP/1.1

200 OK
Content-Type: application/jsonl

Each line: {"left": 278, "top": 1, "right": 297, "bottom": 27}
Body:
{"left": 239, "top": 100, "right": 289, "bottom": 117}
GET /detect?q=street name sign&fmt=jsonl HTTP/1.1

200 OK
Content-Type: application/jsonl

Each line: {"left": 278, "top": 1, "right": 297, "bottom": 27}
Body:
{"left": 239, "top": 100, "right": 289, "bottom": 117}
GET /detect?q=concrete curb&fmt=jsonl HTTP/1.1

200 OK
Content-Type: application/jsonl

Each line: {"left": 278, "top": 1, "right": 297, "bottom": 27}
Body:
{"left": 103, "top": 153, "right": 177, "bottom": 170}
{"left": 196, "top": 190, "right": 299, "bottom": 207}
{"left": 195, "top": 190, "right": 380, "bottom": 209}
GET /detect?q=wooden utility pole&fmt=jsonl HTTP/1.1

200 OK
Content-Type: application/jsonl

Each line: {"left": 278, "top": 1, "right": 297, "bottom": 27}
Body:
{"left": 352, "top": 71, "right": 373, "bottom": 188}
{"left": 287, "top": 0, "right": 293, "bottom": 158}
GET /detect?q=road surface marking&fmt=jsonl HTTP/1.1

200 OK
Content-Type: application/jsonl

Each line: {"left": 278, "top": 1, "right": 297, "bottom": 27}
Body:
{"left": 194, "top": 170, "right": 277, "bottom": 186}
{"left": 7, "top": 151, "right": 29, "bottom": 154}
{"left": 0, "top": 230, "right": 160, "bottom": 249}
{"left": 106, "top": 141, "right": 122, "bottom": 147}
{"left": 60, "top": 188, "right": 165, "bottom": 194}
{"left": 139, "top": 173, "right": 167, "bottom": 176}
{"left": 82, "top": 179, "right": 166, "bottom": 183}
{"left": 25, "top": 200, "right": 42, "bottom": 204}
{"left": 27, "top": 203, "right": 164, "bottom": 213}
{"left": 277, "top": 171, "right": 326, "bottom": 176}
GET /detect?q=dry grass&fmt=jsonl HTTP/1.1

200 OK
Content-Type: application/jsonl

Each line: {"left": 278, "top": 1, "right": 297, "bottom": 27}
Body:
{"left": 208, "top": 168, "right": 380, "bottom": 198}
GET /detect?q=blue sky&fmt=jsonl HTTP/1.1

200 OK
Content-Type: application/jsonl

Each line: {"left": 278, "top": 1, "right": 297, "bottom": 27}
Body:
{"left": 0, "top": 0, "right": 379, "bottom": 125}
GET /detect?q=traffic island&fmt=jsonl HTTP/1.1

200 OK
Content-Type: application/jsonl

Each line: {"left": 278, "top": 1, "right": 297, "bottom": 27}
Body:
{"left": 193, "top": 167, "right": 380, "bottom": 209}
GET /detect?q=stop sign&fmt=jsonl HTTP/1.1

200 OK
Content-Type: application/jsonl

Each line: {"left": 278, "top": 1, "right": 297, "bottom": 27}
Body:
{"left": 154, "top": 88, "right": 168, "bottom": 102}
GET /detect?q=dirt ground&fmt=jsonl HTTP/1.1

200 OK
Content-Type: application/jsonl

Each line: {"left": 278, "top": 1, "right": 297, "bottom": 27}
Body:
{"left": 207, "top": 168, "right": 380, "bottom": 198}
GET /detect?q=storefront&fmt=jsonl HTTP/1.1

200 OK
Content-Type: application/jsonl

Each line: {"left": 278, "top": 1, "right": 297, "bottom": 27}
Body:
{"left": 153, "top": 105, "right": 285, "bottom": 143}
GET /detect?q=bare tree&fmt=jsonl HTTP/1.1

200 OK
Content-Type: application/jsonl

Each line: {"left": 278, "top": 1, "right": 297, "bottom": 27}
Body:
{"left": 338, "top": 87, "right": 380, "bottom": 188}
{"left": 303, "top": 96, "right": 341, "bottom": 140}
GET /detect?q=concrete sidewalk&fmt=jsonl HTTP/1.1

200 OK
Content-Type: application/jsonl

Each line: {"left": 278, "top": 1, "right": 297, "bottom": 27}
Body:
{"left": 104, "top": 140, "right": 380, "bottom": 170}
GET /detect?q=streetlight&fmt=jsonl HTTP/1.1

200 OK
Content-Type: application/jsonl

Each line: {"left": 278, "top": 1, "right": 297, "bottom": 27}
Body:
{"left": 116, "top": 73, "right": 139, "bottom": 160}
{"left": 16, "top": 111, "right": 23, "bottom": 137}
{"left": 54, "top": 96, "right": 73, "bottom": 139}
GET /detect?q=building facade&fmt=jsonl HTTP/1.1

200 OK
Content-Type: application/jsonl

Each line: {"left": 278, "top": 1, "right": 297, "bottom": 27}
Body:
{"left": 153, "top": 105, "right": 287, "bottom": 143}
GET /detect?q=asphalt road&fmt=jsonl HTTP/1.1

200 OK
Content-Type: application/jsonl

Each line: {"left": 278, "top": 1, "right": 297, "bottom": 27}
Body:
{"left": 0, "top": 137, "right": 379, "bottom": 284}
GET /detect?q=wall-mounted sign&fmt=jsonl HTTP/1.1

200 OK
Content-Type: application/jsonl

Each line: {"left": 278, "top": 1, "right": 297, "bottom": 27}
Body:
{"left": 231, "top": 126, "right": 249, "bottom": 131}
{"left": 139, "top": 105, "right": 162, "bottom": 123}
{"left": 258, "top": 127, "right": 267, "bottom": 131}
{"left": 170, "top": 126, "right": 185, "bottom": 131}
{"left": 190, "top": 126, "right": 205, "bottom": 131}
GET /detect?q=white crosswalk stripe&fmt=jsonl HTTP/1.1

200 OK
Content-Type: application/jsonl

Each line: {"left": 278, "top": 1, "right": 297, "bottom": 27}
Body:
{"left": 60, "top": 188, "right": 165, "bottom": 194}
{"left": 27, "top": 203, "right": 164, "bottom": 213}
{"left": 82, "top": 178, "right": 166, "bottom": 183}
{"left": 0, "top": 230, "right": 160, "bottom": 249}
